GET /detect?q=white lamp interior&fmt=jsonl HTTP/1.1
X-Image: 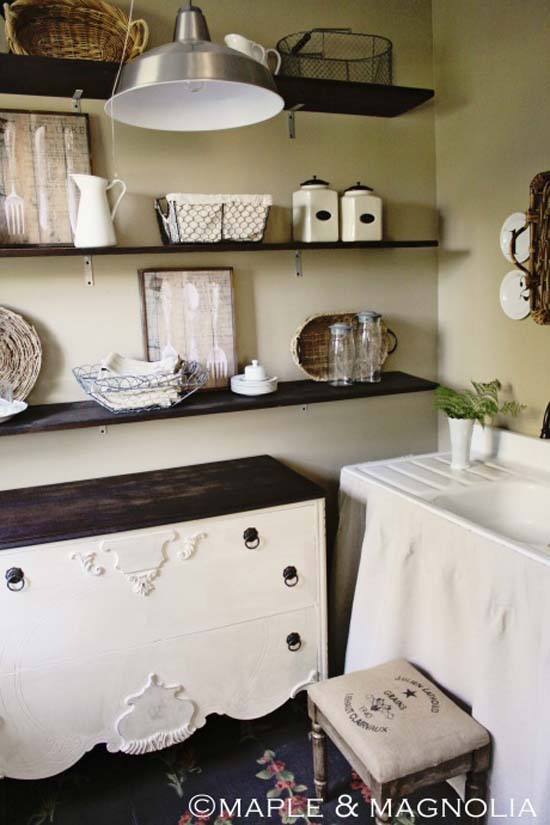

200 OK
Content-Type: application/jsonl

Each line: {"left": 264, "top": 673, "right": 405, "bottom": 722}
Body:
{"left": 106, "top": 80, "right": 284, "bottom": 131}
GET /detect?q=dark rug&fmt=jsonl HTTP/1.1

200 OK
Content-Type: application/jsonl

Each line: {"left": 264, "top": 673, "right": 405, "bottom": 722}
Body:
{"left": 0, "top": 700, "right": 460, "bottom": 825}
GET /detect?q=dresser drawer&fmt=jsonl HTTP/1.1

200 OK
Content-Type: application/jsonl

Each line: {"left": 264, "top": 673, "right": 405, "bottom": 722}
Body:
{"left": 0, "top": 501, "right": 324, "bottom": 674}
{"left": 0, "top": 607, "right": 322, "bottom": 780}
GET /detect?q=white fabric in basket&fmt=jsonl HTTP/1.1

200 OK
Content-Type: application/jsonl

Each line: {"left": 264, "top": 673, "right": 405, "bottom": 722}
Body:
{"left": 92, "top": 387, "right": 180, "bottom": 411}
{"left": 165, "top": 194, "right": 272, "bottom": 206}
{"left": 100, "top": 352, "right": 180, "bottom": 377}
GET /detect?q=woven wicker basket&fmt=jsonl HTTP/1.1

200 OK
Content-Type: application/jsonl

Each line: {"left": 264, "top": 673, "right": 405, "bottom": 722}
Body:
{"left": 0, "top": 306, "right": 42, "bottom": 400}
{"left": 4, "top": 0, "right": 149, "bottom": 62}
{"left": 291, "top": 312, "right": 398, "bottom": 382}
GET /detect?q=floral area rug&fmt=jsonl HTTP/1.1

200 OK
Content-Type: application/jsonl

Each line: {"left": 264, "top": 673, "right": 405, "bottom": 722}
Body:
{"left": 0, "top": 700, "right": 460, "bottom": 825}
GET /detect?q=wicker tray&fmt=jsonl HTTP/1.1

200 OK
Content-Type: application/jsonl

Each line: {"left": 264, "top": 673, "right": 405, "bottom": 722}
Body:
{"left": 4, "top": 0, "right": 149, "bottom": 62}
{"left": 291, "top": 312, "right": 398, "bottom": 382}
{"left": 0, "top": 306, "right": 42, "bottom": 400}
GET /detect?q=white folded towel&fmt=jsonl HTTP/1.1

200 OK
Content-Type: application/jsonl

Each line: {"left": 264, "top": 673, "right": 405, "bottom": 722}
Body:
{"left": 92, "top": 387, "right": 181, "bottom": 411}
{"left": 100, "top": 352, "right": 181, "bottom": 377}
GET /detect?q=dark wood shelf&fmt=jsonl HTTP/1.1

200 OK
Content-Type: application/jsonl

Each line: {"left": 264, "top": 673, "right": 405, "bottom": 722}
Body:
{"left": 0, "top": 239, "right": 438, "bottom": 258}
{"left": 0, "top": 53, "right": 434, "bottom": 117}
{"left": 276, "top": 75, "right": 434, "bottom": 117}
{"left": 0, "top": 372, "right": 437, "bottom": 438}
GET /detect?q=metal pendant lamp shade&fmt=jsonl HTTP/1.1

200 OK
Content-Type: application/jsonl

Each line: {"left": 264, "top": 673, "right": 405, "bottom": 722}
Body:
{"left": 105, "top": 3, "right": 284, "bottom": 131}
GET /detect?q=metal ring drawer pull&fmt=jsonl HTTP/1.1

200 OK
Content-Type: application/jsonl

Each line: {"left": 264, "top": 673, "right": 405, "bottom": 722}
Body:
{"left": 243, "top": 527, "right": 260, "bottom": 550}
{"left": 5, "top": 567, "right": 25, "bottom": 592}
{"left": 283, "top": 565, "right": 299, "bottom": 587}
{"left": 286, "top": 632, "right": 302, "bottom": 652}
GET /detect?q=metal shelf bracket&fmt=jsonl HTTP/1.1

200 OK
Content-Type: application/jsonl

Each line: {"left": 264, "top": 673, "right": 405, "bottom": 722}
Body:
{"left": 294, "top": 249, "right": 303, "bottom": 277}
{"left": 83, "top": 255, "right": 94, "bottom": 286}
{"left": 72, "top": 89, "right": 84, "bottom": 114}
{"left": 288, "top": 111, "right": 296, "bottom": 139}
{"left": 287, "top": 105, "right": 304, "bottom": 139}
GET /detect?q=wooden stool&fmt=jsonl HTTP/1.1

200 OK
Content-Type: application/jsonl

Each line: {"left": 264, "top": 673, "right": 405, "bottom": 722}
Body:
{"left": 308, "top": 659, "right": 491, "bottom": 825}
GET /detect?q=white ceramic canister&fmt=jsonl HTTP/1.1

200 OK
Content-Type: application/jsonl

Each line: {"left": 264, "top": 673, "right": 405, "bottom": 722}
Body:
{"left": 292, "top": 175, "right": 339, "bottom": 242}
{"left": 340, "top": 182, "right": 382, "bottom": 242}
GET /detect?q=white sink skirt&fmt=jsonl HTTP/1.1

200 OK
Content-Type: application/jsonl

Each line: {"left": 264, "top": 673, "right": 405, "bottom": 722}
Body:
{"left": 335, "top": 444, "right": 550, "bottom": 823}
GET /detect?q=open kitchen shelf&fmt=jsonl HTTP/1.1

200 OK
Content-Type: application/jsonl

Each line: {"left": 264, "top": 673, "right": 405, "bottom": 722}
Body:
{"left": 0, "top": 239, "right": 438, "bottom": 258}
{"left": 0, "top": 372, "right": 437, "bottom": 438}
{"left": 0, "top": 53, "right": 434, "bottom": 117}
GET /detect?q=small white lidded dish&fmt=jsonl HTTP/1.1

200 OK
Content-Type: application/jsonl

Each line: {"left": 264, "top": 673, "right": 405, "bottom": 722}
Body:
{"left": 231, "top": 360, "right": 278, "bottom": 396}
{"left": 0, "top": 398, "right": 28, "bottom": 424}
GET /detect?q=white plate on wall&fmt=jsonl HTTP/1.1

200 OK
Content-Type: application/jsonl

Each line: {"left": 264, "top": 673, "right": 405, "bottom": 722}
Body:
{"left": 500, "top": 212, "right": 529, "bottom": 264}
{"left": 499, "top": 270, "right": 530, "bottom": 320}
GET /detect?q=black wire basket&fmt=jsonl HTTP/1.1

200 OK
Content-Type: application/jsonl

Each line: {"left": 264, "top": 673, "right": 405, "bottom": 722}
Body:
{"left": 277, "top": 28, "right": 392, "bottom": 85}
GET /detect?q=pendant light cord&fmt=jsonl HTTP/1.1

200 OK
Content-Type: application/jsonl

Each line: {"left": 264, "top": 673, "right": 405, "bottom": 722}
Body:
{"left": 110, "top": 0, "right": 135, "bottom": 178}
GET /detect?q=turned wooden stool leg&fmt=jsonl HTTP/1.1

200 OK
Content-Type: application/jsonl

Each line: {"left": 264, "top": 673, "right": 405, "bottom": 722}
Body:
{"left": 372, "top": 793, "right": 391, "bottom": 825}
{"left": 374, "top": 808, "right": 390, "bottom": 825}
{"left": 311, "top": 719, "right": 328, "bottom": 801}
{"left": 465, "top": 769, "right": 488, "bottom": 825}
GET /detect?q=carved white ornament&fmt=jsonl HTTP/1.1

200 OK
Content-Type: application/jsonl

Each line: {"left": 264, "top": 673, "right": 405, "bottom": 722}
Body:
{"left": 101, "top": 530, "right": 176, "bottom": 596}
{"left": 177, "top": 531, "right": 207, "bottom": 561}
{"left": 113, "top": 673, "right": 205, "bottom": 755}
{"left": 126, "top": 571, "right": 159, "bottom": 597}
{"left": 71, "top": 552, "right": 105, "bottom": 577}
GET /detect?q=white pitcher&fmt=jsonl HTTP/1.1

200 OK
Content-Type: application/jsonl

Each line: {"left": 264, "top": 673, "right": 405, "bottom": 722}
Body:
{"left": 71, "top": 174, "right": 127, "bottom": 248}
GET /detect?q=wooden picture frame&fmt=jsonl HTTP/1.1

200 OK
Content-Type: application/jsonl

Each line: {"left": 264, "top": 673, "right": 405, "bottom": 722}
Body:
{"left": 139, "top": 268, "right": 237, "bottom": 390}
{"left": 0, "top": 108, "right": 92, "bottom": 246}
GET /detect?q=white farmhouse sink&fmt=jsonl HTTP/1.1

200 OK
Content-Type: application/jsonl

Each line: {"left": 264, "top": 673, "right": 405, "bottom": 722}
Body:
{"left": 347, "top": 424, "right": 550, "bottom": 563}
{"left": 434, "top": 480, "right": 550, "bottom": 551}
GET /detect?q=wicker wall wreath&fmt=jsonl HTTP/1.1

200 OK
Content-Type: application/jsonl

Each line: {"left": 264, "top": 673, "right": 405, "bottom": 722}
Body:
{"left": 511, "top": 171, "right": 550, "bottom": 325}
{"left": 0, "top": 307, "right": 42, "bottom": 400}
{"left": 291, "top": 312, "right": 398, "bottom": 382}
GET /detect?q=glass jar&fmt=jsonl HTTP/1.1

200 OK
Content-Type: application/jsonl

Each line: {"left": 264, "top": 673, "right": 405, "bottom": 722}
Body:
{"left": 328, "top": 322, "right": 355, "bottom": 386}
{"left": 354, "top": 311, "right": 383, "bottom": 383}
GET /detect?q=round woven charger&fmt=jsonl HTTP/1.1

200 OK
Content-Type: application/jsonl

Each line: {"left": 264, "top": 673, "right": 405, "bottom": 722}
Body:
{"left": 0, "top": 307, "right": 42, "bottom": 400}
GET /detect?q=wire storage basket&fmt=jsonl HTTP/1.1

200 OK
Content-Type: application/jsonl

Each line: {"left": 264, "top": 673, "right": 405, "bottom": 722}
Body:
{"left": 277, "top": 28, "right": 392, "bottom": 85}
{"left": 73, "top": 362, "right": 208, "bottom": 414}
{"left": 155, "top": 194, "right": 272, "bottom": 244}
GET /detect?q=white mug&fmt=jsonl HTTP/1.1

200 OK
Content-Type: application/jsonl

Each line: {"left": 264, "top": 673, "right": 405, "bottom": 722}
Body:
{"left": 224, "top": 33, "right": 282, "bottom": 75}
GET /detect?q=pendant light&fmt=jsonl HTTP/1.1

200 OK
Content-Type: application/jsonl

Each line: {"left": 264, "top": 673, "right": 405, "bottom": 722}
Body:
{"left": 105, "top": 3, "right": 284, "bottom": 131}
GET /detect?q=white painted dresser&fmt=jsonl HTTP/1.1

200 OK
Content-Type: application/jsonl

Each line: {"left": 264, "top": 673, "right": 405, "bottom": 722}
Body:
{"left": 0, "top": 456, "right": 327, "bottom": 780}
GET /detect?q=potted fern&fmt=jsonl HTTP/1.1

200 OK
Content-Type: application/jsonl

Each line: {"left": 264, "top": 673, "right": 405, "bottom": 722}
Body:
{"left": 434, "top": 380, "right": 524, "bottom": 470}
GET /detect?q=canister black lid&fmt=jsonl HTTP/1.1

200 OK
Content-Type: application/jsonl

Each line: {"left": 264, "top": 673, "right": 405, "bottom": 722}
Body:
{"left": 345, "top": 181, "right": 374, "bottom": 192}
{"left": 301, "top": 175, "right": 330, "bottom": 186}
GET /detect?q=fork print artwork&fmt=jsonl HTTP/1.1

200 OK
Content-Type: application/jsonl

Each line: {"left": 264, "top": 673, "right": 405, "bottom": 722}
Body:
{"left": 0, "top": 109, "right": 91, "bottom": 245}
{"left": 140, "top": 268, "right": 237, "bottom": 389}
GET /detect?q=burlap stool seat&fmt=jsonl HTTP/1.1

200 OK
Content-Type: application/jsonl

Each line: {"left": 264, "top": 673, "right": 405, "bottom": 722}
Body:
{"left": 308, "top": 659, "right": 491, "bottom": 824}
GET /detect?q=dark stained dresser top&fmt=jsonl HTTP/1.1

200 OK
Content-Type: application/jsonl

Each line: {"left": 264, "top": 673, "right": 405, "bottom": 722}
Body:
{"left": 0, "top": 456, "right": 325, "bottom": 550}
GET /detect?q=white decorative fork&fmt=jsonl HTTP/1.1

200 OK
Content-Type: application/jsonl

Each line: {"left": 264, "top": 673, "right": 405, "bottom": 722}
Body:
{"left": 206, "top": 282, "right": 228, "bottom": 384}
{"left": 4, "top": 122, "right": 25, "bottom": 237}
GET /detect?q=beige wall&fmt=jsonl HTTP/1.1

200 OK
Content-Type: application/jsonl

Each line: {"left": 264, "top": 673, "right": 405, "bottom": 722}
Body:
{"left": 433, "top": 0, "right": 550, "bottom": 438}
{"left": 0, "top": 0, "right": 438, "bottom": 501}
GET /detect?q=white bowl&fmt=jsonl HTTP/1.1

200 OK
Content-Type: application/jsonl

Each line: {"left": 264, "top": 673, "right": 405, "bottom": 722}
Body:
{"left": 231, "top": 375, "right": 278, "bottom": 396}
{"left": 0, "top": 399, "right": 28, "bottom": 424}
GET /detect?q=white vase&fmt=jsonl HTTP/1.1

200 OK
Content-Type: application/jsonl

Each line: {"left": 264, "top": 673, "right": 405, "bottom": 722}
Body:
{"left": 448, "top": 417, "right": 474, "bottom": 470}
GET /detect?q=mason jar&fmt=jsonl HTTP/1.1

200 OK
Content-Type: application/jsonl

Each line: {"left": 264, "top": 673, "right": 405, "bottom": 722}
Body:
{"left": 354, "top": 311, "right": 383, "bottom": 383}
{"left": 328, "top": 322, "right": 355, "bottom": 386}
